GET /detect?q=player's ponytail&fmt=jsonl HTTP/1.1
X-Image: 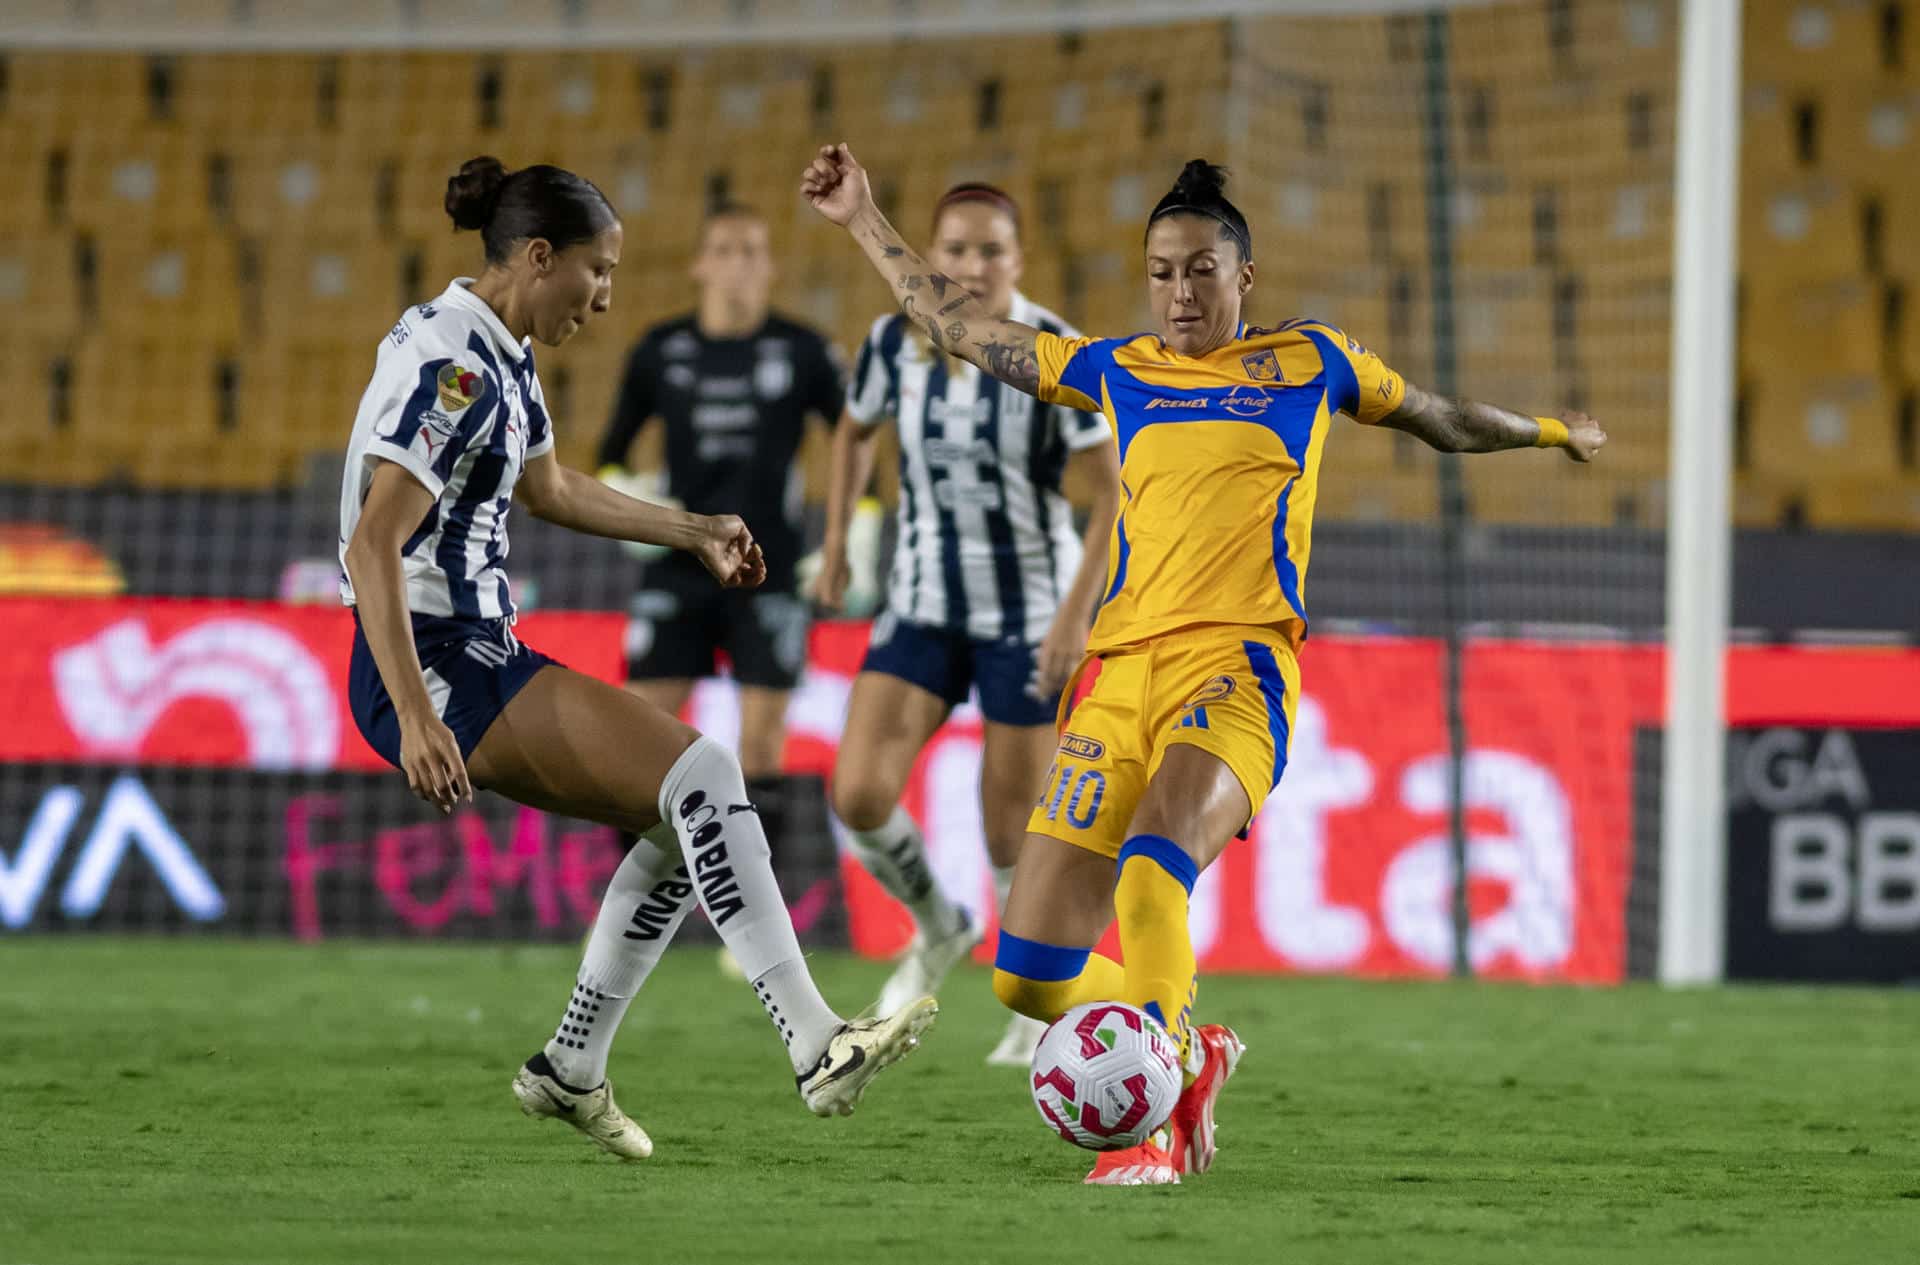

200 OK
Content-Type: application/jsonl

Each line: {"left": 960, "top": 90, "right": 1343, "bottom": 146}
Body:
{"left": 1147, "top": 159, "right": 1252, "bottom": 262}
{"left": 445, "top": 156, "right": 618, "bottom": 265}
{"left": 446, "top": 156, "right": 510, "bottom": 232}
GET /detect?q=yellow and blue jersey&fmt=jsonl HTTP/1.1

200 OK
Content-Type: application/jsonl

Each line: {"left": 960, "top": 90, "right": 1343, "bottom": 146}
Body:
{"left": 1034, "top": 319, "right": 1406, "bottom": 655}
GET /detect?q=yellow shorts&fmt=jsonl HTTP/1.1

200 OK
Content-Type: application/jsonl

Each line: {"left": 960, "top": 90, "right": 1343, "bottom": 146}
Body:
{"left": 1026, "top": 624, "right": 1302, "bottom": 859}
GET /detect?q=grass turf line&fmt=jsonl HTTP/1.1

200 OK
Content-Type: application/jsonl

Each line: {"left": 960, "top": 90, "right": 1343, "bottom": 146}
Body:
{"left": 0, "top": 939, "right": 1914, "bottom": 1265}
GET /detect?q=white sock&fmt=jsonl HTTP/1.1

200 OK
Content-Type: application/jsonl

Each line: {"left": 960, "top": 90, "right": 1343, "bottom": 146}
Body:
{"left": 844, "top": 806, "right": 966, "bottom": 939}
{"left": 661, "top": 736, "right": 840, "bottom": 1073}
{"left": 543, "top": 824, "right": 695, "bottom": 1089}
{"left": 993, "top": 864, "right": 1016, "bottom": 918}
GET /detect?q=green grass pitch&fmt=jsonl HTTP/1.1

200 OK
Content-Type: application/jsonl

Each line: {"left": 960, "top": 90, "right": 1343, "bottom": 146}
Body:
{"left": 1, "top": 939, "right": 1915, "bottom": 1264}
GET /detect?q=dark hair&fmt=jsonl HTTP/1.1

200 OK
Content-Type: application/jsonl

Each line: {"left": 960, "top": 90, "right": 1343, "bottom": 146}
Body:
{"left": 1146, "top": 159, "right": 1252, "bottom": 261}
{"left": 704, "top": 199, "right": 762, "bottom": 224}
{"left": 445, "top": 156, "right": 618, "bottom": 265}
{"left": 696, "top": 200, "right": 764, "bottom": 246}
{"left": 932, "top": 182, "right": 1023, "bottom": 241}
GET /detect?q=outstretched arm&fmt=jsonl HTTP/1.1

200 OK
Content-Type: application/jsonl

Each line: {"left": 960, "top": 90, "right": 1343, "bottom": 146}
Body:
{"left": 1382, "top": 382, "right": 1607, "bottom": 462}
{"left": 516, "top": 451, "right": 766, "bottom": 588}
{"left": 802, "top": 144, "right": 1045, "bottom": 396}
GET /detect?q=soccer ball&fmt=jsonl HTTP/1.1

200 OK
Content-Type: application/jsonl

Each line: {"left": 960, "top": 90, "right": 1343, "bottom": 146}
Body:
{"left": 1029, "top": 1001, "right": 1183, "bottom": 1151}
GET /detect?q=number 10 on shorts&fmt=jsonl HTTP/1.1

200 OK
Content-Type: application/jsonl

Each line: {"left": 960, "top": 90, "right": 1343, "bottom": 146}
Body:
{"left": 1038, "top": 761, "right": 1106, "bottom": 830}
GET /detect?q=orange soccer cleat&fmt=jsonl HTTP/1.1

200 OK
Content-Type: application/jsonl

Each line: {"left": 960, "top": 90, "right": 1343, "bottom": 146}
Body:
{"left": 1083, "top": 1127, "right": 1180, "bottom": 1186}
{"left": 1167, "top": 1023, "right": 1246, "bottom": 1176}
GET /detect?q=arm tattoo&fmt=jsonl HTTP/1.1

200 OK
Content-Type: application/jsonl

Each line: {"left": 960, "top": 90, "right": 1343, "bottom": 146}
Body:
{"left": 1386, "top": 384, "right": 1539, "bottom": 453}
{"left": 848, "top": 204, "right": 1048, "bottom": 398}
{"left": 974, "top": 335, "right": 1040, "bottom": 394}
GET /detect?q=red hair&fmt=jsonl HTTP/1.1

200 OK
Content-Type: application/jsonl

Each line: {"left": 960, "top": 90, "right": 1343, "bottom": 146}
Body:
{"left": 931, "top": 183, "right": 1022, "bottom": 241}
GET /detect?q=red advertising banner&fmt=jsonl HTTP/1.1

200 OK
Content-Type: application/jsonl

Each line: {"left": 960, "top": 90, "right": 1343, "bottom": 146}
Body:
{"left": 5, "top": 596, "right": 1919, "bottom": 983}
{"left": 784, "top": 629, "right": 1661, "bottom": 985}
{"left": 0, "top": 598, "right": 626, "bottom": 772}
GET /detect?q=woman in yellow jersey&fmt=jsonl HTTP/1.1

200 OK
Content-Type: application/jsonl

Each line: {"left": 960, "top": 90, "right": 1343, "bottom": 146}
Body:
{"left": 803, "top": 147, "right": 1606, "bottom": 1186}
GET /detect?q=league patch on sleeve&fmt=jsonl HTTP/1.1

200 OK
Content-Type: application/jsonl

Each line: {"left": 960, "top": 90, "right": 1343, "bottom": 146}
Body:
{"left": 436, "top": 363, "right": 484, "bottom": 413}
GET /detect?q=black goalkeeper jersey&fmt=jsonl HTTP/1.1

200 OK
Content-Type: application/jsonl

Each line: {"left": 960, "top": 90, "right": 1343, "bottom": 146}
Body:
{"left": 597, "top": 312, "right": 845, "bottom": 591}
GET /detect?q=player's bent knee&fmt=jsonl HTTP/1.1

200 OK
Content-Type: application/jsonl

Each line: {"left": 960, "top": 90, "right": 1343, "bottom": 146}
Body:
{"left": 828, "top": 776, "right": 900, "bottom": 832}
{"left": 992, "top": 930, "right": 1092, "bottom": 1021}
{"left": 991, "top": 969, "right": 1060, "bottom": 1021}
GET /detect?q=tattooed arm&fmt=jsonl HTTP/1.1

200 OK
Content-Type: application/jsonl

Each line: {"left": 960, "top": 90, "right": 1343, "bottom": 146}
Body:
{"left": 1382, "top": 382, "right": 1608, "bottom": 462}
{"left": 801, "top": 143, "right": 1046, "bottom": 397}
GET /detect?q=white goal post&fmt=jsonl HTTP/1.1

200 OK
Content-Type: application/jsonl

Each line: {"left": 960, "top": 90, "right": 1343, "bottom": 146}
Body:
{"left": 1659, "top": 0, "right": 1740, "bottom": 985}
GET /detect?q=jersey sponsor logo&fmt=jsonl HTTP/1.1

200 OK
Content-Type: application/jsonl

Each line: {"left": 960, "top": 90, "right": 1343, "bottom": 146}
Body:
{"left": 387, "top": 319, "right": 411, "bottom": 347}
{"left": 923, "top": 437, "right": 998, "bottom": 466}
{"left": 932, "top": 479, "right": 1003, "bottom": 511}
{"left": 1219, "top": 385, "right": 1273, "bottom": 419}
{"left": 1141, "top": 386, "right": 1271, "bottom": 419}
{"left": 754, "top": 353, "right": 793, "bottom": 400}
{"left": 419, "top": 408, "right": 460, "bottom": 435}
{"left": 436, "top": 363, "right": 483, "bottom": 413}
{"left": 1241, "top": 349, "right": 1283, "bottom": 382}
{"left": 1060, "top": 732, "right": 1105, "bottom": 761}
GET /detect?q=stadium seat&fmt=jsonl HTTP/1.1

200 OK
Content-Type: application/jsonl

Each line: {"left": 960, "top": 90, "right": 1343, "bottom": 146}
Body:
{"left": 1746, "top": 1, "right": 1892, "bottom": 94}
{"left": 91, "top": 234, "right": 243, "bottom": 346}
{"left": 1746, "top": 374, "right": 1899, "bottom": 481}
{"left": 61, "top": 130, "right": 214, "bottom": 236}
{"left": 0, "top": 235, "right": 82, "bottom": 342}
{"left": 255, "top": 237, "right": 406, "bottom": 346}
{"left": 1743, "top": 179, "right": 1866, "bottom": 285}
{"left": 1745, "top": 276, "right": 1881, "bottom": 380}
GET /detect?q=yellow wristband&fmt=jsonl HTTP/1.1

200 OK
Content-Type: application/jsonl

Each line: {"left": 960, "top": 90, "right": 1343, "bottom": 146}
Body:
{"left": 1533, "top": 416, "right": 1569, "bottom": 448}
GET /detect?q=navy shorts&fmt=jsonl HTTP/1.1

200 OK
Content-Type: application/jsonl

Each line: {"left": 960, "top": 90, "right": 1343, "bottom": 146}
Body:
{"left": 349, "top": 611, "right": 559, "bottom": 767}
{"left": 859, "top": 613, "right": 1058, "bottom": 727}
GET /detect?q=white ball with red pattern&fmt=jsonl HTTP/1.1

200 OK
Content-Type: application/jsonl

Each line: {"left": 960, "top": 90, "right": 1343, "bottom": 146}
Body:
{"left": 1028, "top": 1000, "right": 1183, "bottom": 1151}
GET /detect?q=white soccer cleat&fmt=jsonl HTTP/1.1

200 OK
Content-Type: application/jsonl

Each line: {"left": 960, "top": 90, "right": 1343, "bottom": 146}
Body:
{"left": 875, "top": 911, "right": 983, "bottom": 1018}
{"left": 798, "top": 996, "right": 939, "bottom": 1117}
{"left": 512, "top": 1056, "right": 653, "bottom": 1160}
{"left": 985, "top": 1012, "right": 1047, "bottom": 1068}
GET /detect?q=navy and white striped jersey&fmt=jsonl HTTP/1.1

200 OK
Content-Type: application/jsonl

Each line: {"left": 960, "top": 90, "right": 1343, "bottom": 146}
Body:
{"left": 338, "top": 278, "right": 553, "bottom": 620}
{"left": 847, "top": 292, "right": 1112, "bottom": 643}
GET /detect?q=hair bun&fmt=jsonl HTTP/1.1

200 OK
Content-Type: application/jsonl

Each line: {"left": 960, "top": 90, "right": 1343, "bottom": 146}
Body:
{"left": 445, "top": 156, "right": 510, "bottom": 231}
{"left": 1173, "top": 159, "right": 1229, "bottom": 202}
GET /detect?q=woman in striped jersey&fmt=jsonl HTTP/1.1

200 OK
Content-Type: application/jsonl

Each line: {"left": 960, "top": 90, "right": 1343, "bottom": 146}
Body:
{"left": 809, "top": 183, "right": 1122, "bottom": 1066}
{"left": 341, "top": 157, "right": 934, "bottom": 1160}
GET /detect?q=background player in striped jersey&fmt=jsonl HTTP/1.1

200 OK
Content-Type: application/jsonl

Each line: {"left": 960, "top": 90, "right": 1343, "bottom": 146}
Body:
{"left": 809, "top": 184, "right": 1120, "bottom": 1067}
{"left": 804, "top": 145, "right": 1604, "bottom": 1185}
{"left": 341, "top": 156, "right": 934, "bottom": 1161}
